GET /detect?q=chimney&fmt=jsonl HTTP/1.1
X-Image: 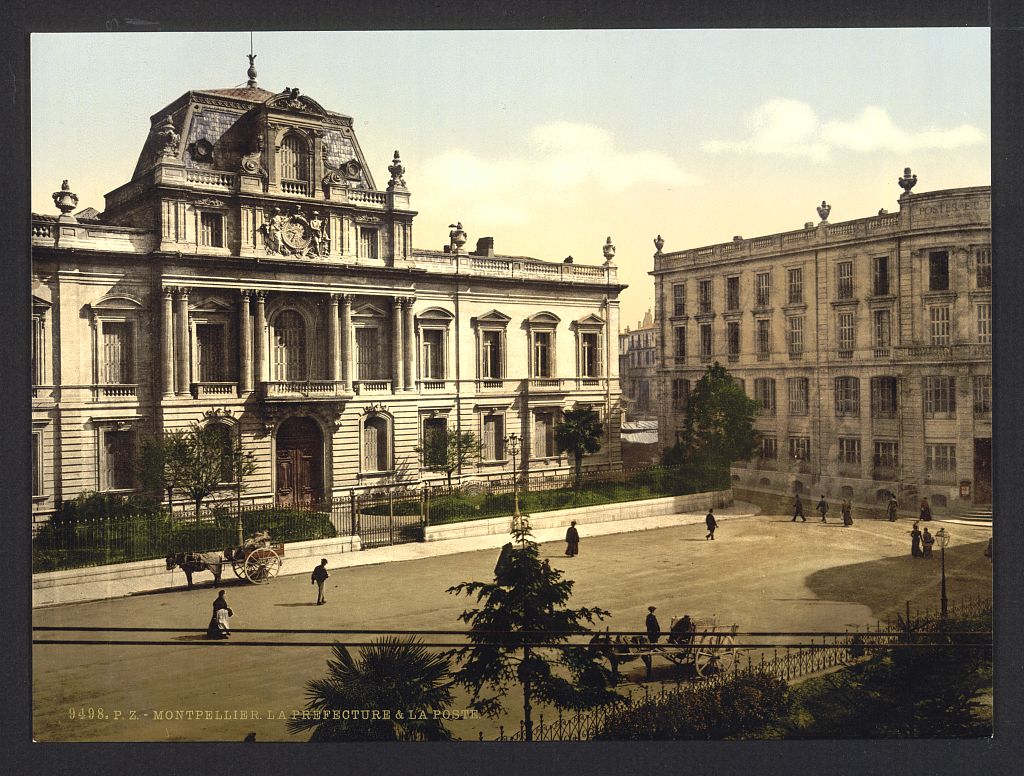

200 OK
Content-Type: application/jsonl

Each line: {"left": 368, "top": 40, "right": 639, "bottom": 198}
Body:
{"left": 473, "top": 236, "right": 495, "bottom": 257}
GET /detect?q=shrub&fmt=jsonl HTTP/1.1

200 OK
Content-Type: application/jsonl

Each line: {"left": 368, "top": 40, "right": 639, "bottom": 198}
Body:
{"left": 427, "top": 494, "right": 478, "bottom": 523}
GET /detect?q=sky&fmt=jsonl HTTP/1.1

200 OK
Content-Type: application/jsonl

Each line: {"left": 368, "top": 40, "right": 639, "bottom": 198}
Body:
{"left": 31, "top": 30, "right": 990, "bottom": 326}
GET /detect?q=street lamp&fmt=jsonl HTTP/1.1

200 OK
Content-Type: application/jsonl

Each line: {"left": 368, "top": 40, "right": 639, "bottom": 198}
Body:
{"left": 936, "top": 527, "right": 950, "bottom": 618}
{"left": 504, "top": 433, "right": 522, "bottom": 520}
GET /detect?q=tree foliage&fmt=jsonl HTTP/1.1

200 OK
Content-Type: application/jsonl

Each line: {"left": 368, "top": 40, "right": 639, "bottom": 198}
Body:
{"left": 554, "top": 407, "right": 605, "bottom": 487}
{"left": 663, "top": 362, "right": 759, "bottom": 484}
{"left": 447, "top": 514, "right": 618, "bottom": 739}
{"left": 415, "top": 429, "right": 483, "bottom": 491}
{"left": 287, "top": 637, "right": 455, "bottom": 741}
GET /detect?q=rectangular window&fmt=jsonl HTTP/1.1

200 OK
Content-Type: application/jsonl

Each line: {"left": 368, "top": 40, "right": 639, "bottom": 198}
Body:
{"left": 754, "top": 377, "right": 776, "bottom": 416}
{"left": 756, "top": 319, "right": 771, "bottom": 356}
{"left": 787, "top": 267, "right": 803, "bottom": 304}
{"left": 101, "top": 429, "right": 135, "bottom": 491}
{"left": 733, "top": 377, "right": 745, "bottom": 394}
{"left": 358, "top": 227, "right": 379, "bottom": 259}
{"left": 788, "top": 377, "right": 808, "bottom": 415}
{"left": 872, "top": 256, "right": 890, "bottom": 296}
{"left": 481, "top": 331, "right": 503, "bottom": 379}
{"left": 929, "top": 251, "right": 950, "bottom": 291}
{"left": 699, "top": 323, "right": 712, "bottom": 359}
{"left": 672, "top": 283, "right": 686, "bottom": 316}
{"left": 580, "top": 332, "right": 601, "bottom": 377}
{"left": 671, "top": 378, "right": 690, "bottom": 411}
{"left": 925, "top": 444, "right": 957, "bottom": 480}
{"left": 533, "top": 332, "right": 553, "bottom": 377}
{"left": 101, "top": 322, "right": 134, "bottom": 384}
{"left": 199, "top": 212, "right": 224, "bottom": 248}
{"left": 976, "top": 248, "right": 992, "bottom": 288}
{"left": 755, "top": 272, "right": 771, "bottom": 307}
{"left": 873, "top": 309, "right": 891, "bottom": 350}
{"left": 973, "top": 375, "right": 992, "bottom": 415}
{"left": 837, "top": 312, "right": 854, "bottom": 354}
{"left": 674, "top": 327, "right": 686, "bottom": 361}
{"left": 838, "top": 437, "right": 861, "bottom": 465}
{"left": 698, "top": 279, "right": 713, "bottom": 314}
{"left": 355, "top": 327, "right": 383, "bottom": 380}
{"left": 834, "top": 377, "right": 860, "bottom": 417}
{"left": 787, "top": 316, "right": 803, "bottom": 356}
{"left": 533, "top": 412, "right": 556, "bottom": 458}
{"left": 923, "top": 376, "right": 956, "bottom": 416}
{"left": 196, "top": 323, "right": 226, "bottom": 382}
{"left": 976, "top": 303, "right": 991, "bottom": 344}
{"left": 874, "top": 441, "right": 899, "bottom": 469}
{"left": 32, "top": 313, "right": 46, "bottom": 386}
{"left": 362, "top": 416, "right": 389, "bottom": 472}
{"left": 761, "top": 436, "right": 778, "bottom": 460}
{"left": 837, "top": 261, "right": 854, "bottom": 299}
{"left": 727, "top": 322, "right": 740, "bottom": 357}
{"left": 870, "top": 376, "right": 898, "bottom": 418}
{"left": 930, "top": 306, "right": 951, "bottom": 346}
{"left": 421, "top": 329, "right": 444, "bottom": 379}
{"left": 32, "top": 431, "right": 42, "bottom": 497}
{"left": 789, "top": 436, "right": 811, "bottom": 461}
{"left": 482, "top": 415, "right": 505, "bottom": 460}
{"left": 423, "top": 417, "right": 448, "bottom": 460}
{"left": 726, "top": 276, "right": 740, "bottom": 311}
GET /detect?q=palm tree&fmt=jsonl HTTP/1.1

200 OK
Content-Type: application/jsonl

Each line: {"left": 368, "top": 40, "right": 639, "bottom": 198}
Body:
{"left": 554, "top": 407, "right": 605, "bottom": 488}
{"left": 287, "top": 637, "right": 455, "bottom": 741}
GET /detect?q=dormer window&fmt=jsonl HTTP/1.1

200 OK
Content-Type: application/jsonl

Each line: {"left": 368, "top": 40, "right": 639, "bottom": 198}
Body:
{"left": 279, "top": 133, "right": 311, "bottom": 195}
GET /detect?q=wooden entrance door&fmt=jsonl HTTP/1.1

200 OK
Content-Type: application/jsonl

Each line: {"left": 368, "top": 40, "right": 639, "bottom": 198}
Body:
{"left": 276, "top": 417, "right": 323, "bottom": 507}
{"left": 973, "top": 438, "right": 992, "bottom": 504}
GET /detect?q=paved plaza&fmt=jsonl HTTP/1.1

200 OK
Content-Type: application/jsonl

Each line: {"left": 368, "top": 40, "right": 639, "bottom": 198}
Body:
{"left": 33, "top": 512, "right": 992, "bottom": 741}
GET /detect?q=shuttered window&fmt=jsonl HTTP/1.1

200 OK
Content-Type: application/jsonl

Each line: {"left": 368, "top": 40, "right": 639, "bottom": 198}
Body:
{"left": 272, "top": 310, "right": 306, "bottom": 381}
{"left": 101, "top": 322, "right": 133, "bottom": 384}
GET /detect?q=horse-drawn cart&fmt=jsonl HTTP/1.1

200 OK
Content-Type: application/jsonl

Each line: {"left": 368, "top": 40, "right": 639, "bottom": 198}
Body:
{"left": 226, "top": 531, "right": 284, "bottom": 584}
{"left": 590, "top": 615, "right": 740, "bottom": 681}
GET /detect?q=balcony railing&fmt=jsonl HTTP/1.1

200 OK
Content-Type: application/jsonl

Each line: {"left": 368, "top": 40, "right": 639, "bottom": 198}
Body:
{"left": 837, "top": 350, "right": 853, "bottom": 359}
{"left": 93, "top": 384, "right": 138, "bottom": 400}
{"left": 280, "top": 179, "right": 311, "bottom": 196}
{"left": 788, "top": 351, "right": 802, "bottom": 361}
{"left": 756, "top": 352, "right": 770, "bottom": 362}
{"left": 348, "top": 189, "right": 387, "bottom": 208}
{"left": 418, "top": 379, "right": 449, "bottom": 391}
{"left": 872, "top": 466, "right": 898, "bottom": 481}
{"left": 529, "top": 378, "right": 563, "bottom": 391}
{"left": 478, "top": 378, "right": 506, "bottom": 390}
{"left": 192, "top": 382, "right": 237, "bottom": 399}
{"left": 32, "top": 385, "right": 56, "bottom": 401}
{"left": 186, "top": 170, "right": 237, "bottom": 189}
{"left": 263, "top": 381, "right": 351, "bottom": 398}
{"left": 873, "top": 347, "right": 891, "bottom": 358}
{"left": 728, "top": 353, "right": 739, "bottom": 362}
{"left": 352, "top": 380, "right": 392, "bottom": 394}
{"left": 896, "top": 344, "right": 992, "bottom": 360}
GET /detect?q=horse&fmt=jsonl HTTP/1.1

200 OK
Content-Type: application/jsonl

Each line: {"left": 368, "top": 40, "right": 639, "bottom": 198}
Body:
{"left": 588, "top": 628, "right": 648, "bottom": 685}
{"left": 165, "top": 552, "right": 225, "bottom": 588}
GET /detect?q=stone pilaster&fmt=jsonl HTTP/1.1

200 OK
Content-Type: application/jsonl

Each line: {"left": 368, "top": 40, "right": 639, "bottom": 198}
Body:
{"left": 161, "top": 288, "right": 174, "bottom": 397}
{"left": 403, "top": 297, "right": 416, "bottom": 390}
{"left": 328, "top": 294, "right": 341, "bottom": 383}
{"left": 340, "top": 294, "right": 353, "bottom": 390}
{"left": 239, "top": 291, "right": 253, "bottom": 394}
{"left": 253, "top": 292, "right": 267, "bottom": 387}
{"left": 174, "top": 288, "right": 190, "bottom": 396}
{"left": 392, "top": 297, "right": 404, "bottom": 392}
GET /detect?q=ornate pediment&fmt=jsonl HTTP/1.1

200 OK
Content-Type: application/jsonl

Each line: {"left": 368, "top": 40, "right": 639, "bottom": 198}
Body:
{"left": 353, "top": 302, "right": 388, "bottom": 318}
{"left": 526, "top": 311, "right": 561, "bottom": 326}
{"left": 575, "top": 313, "right": 606, "bottom": 327}
{"left": 265, "top": 88, "right": 328, "bottom": 117}
{"left": 472, "top": 309, "right": 511, "bottom": 326}
{"left": 417, "top": 306, "right": 454, "bottom": 322}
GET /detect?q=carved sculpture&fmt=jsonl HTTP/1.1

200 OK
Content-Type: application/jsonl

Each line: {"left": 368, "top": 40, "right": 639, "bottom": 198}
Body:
{"left": 306, "top": 211, "right": 330, "bottom": 257}
{"left": 816, "top": 200, "right": 831, "bottom": 222}
{"left": 387, "top": 150, "right": 406, "bottom": 190}
{"left": 603, "top": 236, "right": 616, "bottom": 265}
{"left": 52, "top": 179, "right": 79, "bottom": 215}
{"left": 448, "top": 222, "right": 467, "bottom": 253}
{"left": 898, "top": 167, "right": 918, "bottom": 195}
{"left": 246, "top": 53, "right": 258, "bottom": 87}
{"left": 653, "top": 234, "right": 665, "bottom": 254}
{"left": 240, "top": 134, "right": 265, "bottom": 175}
{"left": 153, "top": 115, "right": 180, "bottom": 158}
{"left": 261, "top": 207, "right": 285, "bottom": 255}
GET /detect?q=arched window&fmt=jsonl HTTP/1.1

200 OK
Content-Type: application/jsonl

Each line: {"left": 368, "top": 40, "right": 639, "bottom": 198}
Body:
{"left": 280, "top": 134, "right": 310, "bottom": 182}
{"left": 272, "top": 310, "right": 307, "bottom": 381}
{"left": 362, "top": 415, "right": 390, "bottom": 472}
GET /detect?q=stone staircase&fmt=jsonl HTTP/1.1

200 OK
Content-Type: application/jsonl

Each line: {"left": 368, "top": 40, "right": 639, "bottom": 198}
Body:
{"left": 941, "top": 504, "right": 993, "bottom": 527}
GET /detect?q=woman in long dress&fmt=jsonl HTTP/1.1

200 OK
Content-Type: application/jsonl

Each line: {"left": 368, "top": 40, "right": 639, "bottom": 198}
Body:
{"left": 910, "top": 522, "right": 922, "bottom": 558}
{"left": 206, "top": 590, "right": 233, "bottom": 639}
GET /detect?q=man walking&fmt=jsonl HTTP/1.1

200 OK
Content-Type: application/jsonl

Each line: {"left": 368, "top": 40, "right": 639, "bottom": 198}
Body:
{"left": 705, "top": 508, "right": 718, "bottom": 540}
{"left": 791, "top": 494, "right": 806, "bottom": 522}
{"left": 816, "top": 495, "right": 829, "bottom": 523}
{"left": 565, "top": 520, "right": 580, "bottom": 557}
{"left": 922, "top": 527, "right": 935, "bottom": 558}
{"left": 887, "top": 495, "right": 899, "bottom": 522}
{"left": 645, "top": 606, "right": 661, "bottom": 644}
{"left": 311, "top": 558, "right": 329, "bottom": 605}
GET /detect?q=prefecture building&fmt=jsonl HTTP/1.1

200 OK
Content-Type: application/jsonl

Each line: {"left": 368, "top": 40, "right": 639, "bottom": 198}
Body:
{"left": 30, "top": 62, "right": 624, "bottom": 525}
{"left": 652, "top": 173, "right": 991, "bottom": 516}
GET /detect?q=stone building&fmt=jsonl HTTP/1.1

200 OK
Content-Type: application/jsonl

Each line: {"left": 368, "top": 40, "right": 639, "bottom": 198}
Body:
{"left": 30, "top": 63, "right": 624, "bottom": 524}
{"left": 618, "top": 308, "right": 658, "bottom": 420}
{"left": 652, "top": 173, "right": 991, "bottom": 515}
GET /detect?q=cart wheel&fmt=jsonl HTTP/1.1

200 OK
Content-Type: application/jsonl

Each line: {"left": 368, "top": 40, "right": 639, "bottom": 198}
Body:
{"left": 231, "top": 558, "right": 246, "bottom": 579}
{"left": 694, "top": 635, "right": 738, "bottom": 677}
{"left": 244, "top": 547, "right": 281, "bottom": 584}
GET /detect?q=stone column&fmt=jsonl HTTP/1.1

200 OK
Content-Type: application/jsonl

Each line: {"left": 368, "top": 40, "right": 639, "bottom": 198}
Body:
{"left": 403, "top": 296, "right": 416, "bottom": 390}
{"left": 328, "top": 294, "right": 340, "bottom": 383}
{"left": 239, "top": 290, "right": 253, "bottom": 395}
{"left": 254, "top": 291, "right": 267, "bottom": 387}
{"left": 340, "top": 294, "right": 354, "bottom": 390}
{"left": 174, "top": 287, "right": 190, "bottom": 396}
{"left": 161, "top": 288, "right": 174, "bottom": 397}
{"left": 392, "top": 297, "right": 404, "bottom": 391}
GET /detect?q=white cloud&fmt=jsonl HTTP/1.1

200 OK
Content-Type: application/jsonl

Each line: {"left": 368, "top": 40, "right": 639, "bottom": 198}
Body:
{"left": 418, "top": 122, "right": 697, "bottom": 228}
{"left": 702, "top": 99, "right": 985, "bottom": 161}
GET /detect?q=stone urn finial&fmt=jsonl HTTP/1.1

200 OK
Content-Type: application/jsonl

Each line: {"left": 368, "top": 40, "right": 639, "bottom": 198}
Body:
{"left": 654, "top": 234, "right": 665, "bottom": 255}
{"left": 898, "top": 167, "right": 918, "bottom": 196}
{"left": 52, "top": 179, "right": 79, "bottom": 216}
{"left": 153, "top": 114, "right": 180, "bottom": 158}
{"left": 603, "top": 236, "right": 616, "bottom": 265}
{"left": 246, "top": 53, "right": 258, "bottom": 87}
{"left": 387, "top": 149, "right": 407, "bottom": 190}
{"left": 448, "top": 222, "right": 467, "bottom": 253}
{"left": 816, "top": 200, "right": 831, "bottom": 223}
